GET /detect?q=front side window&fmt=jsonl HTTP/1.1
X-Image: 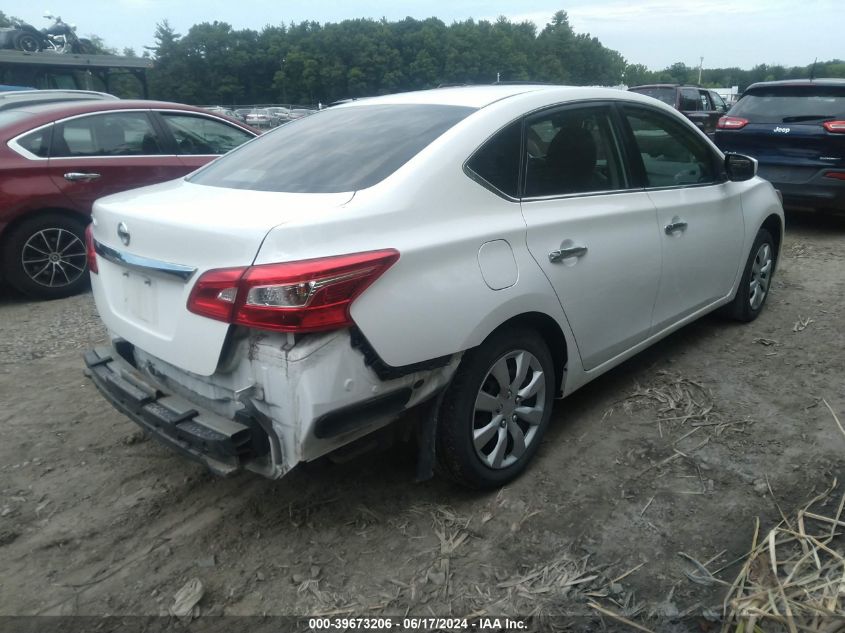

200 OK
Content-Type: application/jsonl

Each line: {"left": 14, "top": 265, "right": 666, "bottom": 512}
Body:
{"left": 699, "top": 91, "right": 712, "bottom": 111}
{"left": 624, "top": 107, "right": 718, "bottom": 187}
{"left": 524, "top": 107, "right": 626, "bottom": 198}
{"left": 189, "top": 104, "right": 475, "bottom": 193}
{"left": 160, "top": 113, "right": 253, "bottom": 155}
{"left": 710, "top": 91, "right": 727, "bottom": 113}
{"left": 465, "top": 120, "right": 522, "bottom": 198}
{"left": 52, "top": 112, "right": 163, "bottom": 157}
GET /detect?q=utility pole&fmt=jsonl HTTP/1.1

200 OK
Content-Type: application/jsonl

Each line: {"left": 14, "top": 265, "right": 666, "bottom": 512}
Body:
{"left": 698, "top": 57, "right": 704, "bottom": 84}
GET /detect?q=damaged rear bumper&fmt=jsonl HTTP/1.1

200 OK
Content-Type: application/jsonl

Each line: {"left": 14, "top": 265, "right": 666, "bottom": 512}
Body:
{"left": 84, "top": 346, "right": 269, "bottom": 476}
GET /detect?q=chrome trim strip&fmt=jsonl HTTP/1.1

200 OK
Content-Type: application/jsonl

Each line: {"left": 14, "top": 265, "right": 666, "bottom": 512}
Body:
{"left": 93, "top": 239, "right": 197, "bottom": 281}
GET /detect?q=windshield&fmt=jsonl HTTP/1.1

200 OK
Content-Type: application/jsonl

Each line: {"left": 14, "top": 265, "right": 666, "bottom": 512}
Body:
{"left": 629, "top": 87, "right": 676, "bottom": 106}
{"left": 189, "top": 103, "right": 475, "bottom": 193}
{"left": 730, "top": 85, "right": 845, "bottom": 123}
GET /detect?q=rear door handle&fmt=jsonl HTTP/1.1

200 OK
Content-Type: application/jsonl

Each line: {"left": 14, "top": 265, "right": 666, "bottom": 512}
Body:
{"left": 64, "top": 172, "right": 101, "bottom": 182}
{"left": 549, "top": 244, "right": 588, "bottom": 263}
{"left": 664, "top": 219, "right": 688, "bottom": 235}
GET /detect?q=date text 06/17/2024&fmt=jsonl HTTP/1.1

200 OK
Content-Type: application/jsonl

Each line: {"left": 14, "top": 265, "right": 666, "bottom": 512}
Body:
{"left": 308, "top": 616, "right": 528, "bottom": 630}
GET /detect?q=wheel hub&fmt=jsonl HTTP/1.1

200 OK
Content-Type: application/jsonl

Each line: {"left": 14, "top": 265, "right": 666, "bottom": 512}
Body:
{"left": 20, "top": 227, "right": 86, "bottom": 288}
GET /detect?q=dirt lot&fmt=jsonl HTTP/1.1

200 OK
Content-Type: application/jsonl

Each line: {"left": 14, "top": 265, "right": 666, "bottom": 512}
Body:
{"left": 1, "top": 212, "right": 844, "bottom": 630}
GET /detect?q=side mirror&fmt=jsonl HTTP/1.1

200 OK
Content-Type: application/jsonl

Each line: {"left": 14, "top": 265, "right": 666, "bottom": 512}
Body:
{"left": 725, "top": 153, "right": 757, "bottom": 182}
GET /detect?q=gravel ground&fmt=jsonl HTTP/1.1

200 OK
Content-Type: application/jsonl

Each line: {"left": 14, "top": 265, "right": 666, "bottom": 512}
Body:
{"left": 0, "top": 211, "right": 844, "bottom": 631}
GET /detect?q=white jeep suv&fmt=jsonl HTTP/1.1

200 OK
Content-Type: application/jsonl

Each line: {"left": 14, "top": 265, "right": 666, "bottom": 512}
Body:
{"left": 84, "top": 85, "right": 784, "bottom": 488}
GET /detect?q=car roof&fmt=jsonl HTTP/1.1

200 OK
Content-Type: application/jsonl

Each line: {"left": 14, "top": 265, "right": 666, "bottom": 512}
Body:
{"left": 745, "top": 78, "right": 845, "bottom": 91}
{"left": 628, "top": 84, "right": 701, "bottom": 90}
{"left": 0, "top": 89, "right": 119, "bottom": 111}
{"left": 340, "top": 84, "right": 633, "bottom": 109}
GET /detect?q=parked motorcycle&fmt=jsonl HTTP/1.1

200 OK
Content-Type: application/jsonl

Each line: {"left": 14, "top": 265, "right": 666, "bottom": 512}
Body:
{"left": 0, "top": 14, "right": 95, "bottom": 54}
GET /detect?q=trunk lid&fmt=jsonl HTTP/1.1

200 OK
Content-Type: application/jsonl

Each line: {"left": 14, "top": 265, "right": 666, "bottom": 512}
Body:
{"left": 90, "top": 178, "right": 353, "bottom": 376}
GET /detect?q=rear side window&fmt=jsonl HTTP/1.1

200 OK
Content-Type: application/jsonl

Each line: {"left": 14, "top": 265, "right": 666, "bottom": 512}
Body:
{"left": 52, "top": 112, "right": 163, "bottom": 157}
{"left": 189, "top": 104, "right": 475, "bottom": 193}
{"left": 624, "top": 107, "right": 717, "bottom": 187}
{"left": 524, "top": 106, "right": 626, "bottom": 197}
{"left": 630, "top": 87, "right": 675, "bottom": 106}
{"left": 465, "top": 120, "right": 522, "bottom": 198}
{"left": 16, "top": 127, "right": 50, "bottom": 157}
{"left": 679, "top": 88, "right": 700, "bottom": 111}
{"left": 730, "top": 86, "right": 845, "bottom": 123}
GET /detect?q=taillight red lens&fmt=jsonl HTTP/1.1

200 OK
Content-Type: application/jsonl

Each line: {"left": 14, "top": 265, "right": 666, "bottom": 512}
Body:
{"left": 823, "top": 120, "right": 845, "bottom": 133}
{"left": 717, "top": 116, "right": 749, "bottom": 130}
{"left": 85, "top": 224, "right": 98, "bottom": 274}
{"left": 187, "top": 249, "right": 400, "bottom": 333}
{"left": 824, "top": 171, "right": 845, "bottom": 181}
{"left": 186, "top": 266, "right": 247, "bottom": 322}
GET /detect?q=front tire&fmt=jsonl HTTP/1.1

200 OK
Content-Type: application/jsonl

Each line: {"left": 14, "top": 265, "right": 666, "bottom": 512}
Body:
{"left": 2, "top": 214, "right": 90, "bottom": 300}
{"left": 722, "top": 228, "right": 775, "bottom": 322}
{"left": 436, "top": 327, "right": 555, "bottom": 489}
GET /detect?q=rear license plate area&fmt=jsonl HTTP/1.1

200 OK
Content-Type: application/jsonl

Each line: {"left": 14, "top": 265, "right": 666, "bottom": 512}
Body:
{"left": 121, "top": 270, "right": 157, "bottom": 326}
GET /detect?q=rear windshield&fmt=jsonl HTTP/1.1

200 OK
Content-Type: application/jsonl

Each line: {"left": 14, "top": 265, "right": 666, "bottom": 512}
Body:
{"left": 189, "top": 104, "right": 475, "bottom": 193}
{"left": 629, "top": 87, "right": 676, "bottom": 106}
{"left": 730, "top": 86, "right": 845, "bottom": 123}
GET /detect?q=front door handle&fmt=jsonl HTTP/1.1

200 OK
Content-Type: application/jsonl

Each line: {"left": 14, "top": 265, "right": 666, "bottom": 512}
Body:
{"left": 664, "top": 219, "right": 688, "bottom": 235}
{"left": 64, "top": 172, "right": 101, "bottom": 182}
{"left": 549, "top": 244, "right": 588, "bottom": 263}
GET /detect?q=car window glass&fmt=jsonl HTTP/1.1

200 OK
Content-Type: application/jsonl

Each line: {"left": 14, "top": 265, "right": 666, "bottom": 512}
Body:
{"left": 17, "top": 128, "right": 50, "bottom": 157}
{"left": 52, "top": 112, "right": 162, "bottom": 157}
{"left": 624, "top": 107, "right": 717, "bottom": 187}
{"left": 699, "top": 91, "right": 712, "bottom": 111}
{"left": 524, "top": 107, "right": 626, "bottom": 198}
{"left": 465, "top": 120, "right": 522, "bottom": 198}
{"left": 729, "top": 86, "right": 845, "bottom": 122}
{"left": 629, "top": 87, "right": 675, "bottom": 106}
{"left": 680, "top": 88, "right": 700, "bottom": 111}
{"left": 710, "top": 91, "right": 727, "bottom": 112}
{"left": 160, "top": 113, "right": 253, "bottom": 155}
{"left": 189, "top": 104, "right": 475, "bottom": 193}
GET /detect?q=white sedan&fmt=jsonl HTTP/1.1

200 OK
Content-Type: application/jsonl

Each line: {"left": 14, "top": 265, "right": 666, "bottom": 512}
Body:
{"left": 84, "top": 85, "right": 783, "bottom": 488}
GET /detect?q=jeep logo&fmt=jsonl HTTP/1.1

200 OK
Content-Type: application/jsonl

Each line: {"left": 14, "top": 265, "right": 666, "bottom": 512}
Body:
{"left": 773, "top": 126, "right": 791, "bottom": 134}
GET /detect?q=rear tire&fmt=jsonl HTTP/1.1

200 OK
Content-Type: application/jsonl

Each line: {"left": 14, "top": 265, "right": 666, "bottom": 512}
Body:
{"left": 721, "top": 228, "right": 775, "bottom": 322}
{"left": 2, "top": 213, "right": 90, "bottom": 300}
{"left": 436, "top": 327, "right": 555, "bottom": 489}
{"left": 14, "top": 33, "right": 41, "bottom": 53}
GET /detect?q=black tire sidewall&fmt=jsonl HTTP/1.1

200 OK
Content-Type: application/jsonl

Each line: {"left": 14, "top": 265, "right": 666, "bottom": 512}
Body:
{"left": 436, "top": 328, "right": 555, "bottom": 489}
{"left": 15, "top": 33, "right": 40, "bottom": 52}
{"left": 2, "top": 214, "right": 90, "bottom": 300}
{"left": 731, "top": 228, "right": 775, "bottom": 322}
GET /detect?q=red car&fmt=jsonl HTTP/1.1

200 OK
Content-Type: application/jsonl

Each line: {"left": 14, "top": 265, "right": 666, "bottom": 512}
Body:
{"left": 0, "top": 100, "right": 257, "bottom": 299}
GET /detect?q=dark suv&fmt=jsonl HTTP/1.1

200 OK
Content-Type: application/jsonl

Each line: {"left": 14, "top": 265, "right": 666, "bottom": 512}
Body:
{"left": 715, "top": 79, "right": 845, "bottom": 213}
{"left": 628, "top": 84, "right": 729, "bottom": 136}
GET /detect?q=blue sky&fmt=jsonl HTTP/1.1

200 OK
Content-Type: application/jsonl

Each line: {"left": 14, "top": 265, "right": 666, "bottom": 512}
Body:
{"left": 4, "top": 0, "right": 839, "bottom": 70}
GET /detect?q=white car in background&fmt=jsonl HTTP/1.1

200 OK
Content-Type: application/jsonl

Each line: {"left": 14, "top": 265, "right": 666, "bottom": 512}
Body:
{"left": 84, "top": 85, "right": 784, "bottom": 488}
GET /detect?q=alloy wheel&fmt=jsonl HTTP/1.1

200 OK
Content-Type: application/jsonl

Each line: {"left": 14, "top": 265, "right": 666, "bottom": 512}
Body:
{"left": 749, "top": 242, "right": 773, "bottom": 311}
{"left": 21, "top": 228, "right": 87, "bottom": 288}
{"left": 472, "top": 350, "right": 547, "bottom": 470}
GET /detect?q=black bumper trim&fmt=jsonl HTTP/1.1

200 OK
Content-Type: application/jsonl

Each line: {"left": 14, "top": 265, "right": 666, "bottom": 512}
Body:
{"left": 85, "top": 346, "right": 266, "bottom": 477}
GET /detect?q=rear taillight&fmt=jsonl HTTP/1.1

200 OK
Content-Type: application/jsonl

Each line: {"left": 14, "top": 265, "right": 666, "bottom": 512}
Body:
{"left": 85, "top": 224, "right": 98, "bottom": 274}
{"left": 187, "top": 249, "right": 400, "bottom": 333}
{"left": 824, "top": 171, "right": 845, "bottom": 181}
{"left": 717, "top": 116, "right": 749, "bottom": 130}
{"left": 823, "top": 120, "right": 845, "bottom": 133}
